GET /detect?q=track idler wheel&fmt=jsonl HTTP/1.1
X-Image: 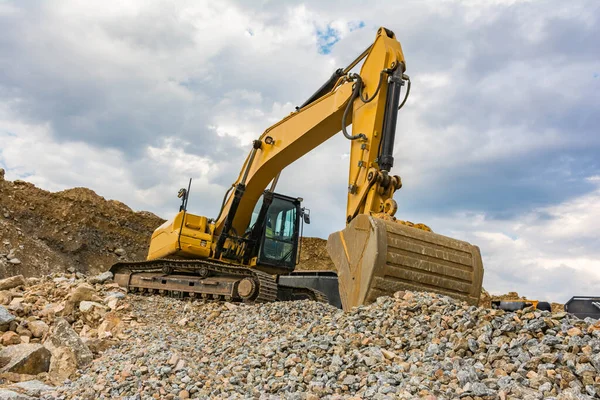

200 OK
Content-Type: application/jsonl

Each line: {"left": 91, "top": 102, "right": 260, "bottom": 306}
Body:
{"left": 237, "top": 277, "right": 258, "bottom": 300}
{"left": 197, "top": 266, "right": 209, "bottom": 278}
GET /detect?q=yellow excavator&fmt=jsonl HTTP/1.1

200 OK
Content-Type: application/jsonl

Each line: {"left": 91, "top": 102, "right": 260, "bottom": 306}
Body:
{"left": 111, "top": 27, "right": 484, "bottom": 310}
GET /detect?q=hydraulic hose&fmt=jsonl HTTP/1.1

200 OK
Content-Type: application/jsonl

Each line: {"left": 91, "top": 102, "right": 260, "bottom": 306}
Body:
{"left": 342, "top": 74, "right": 367, "bottom": 141}
{"left": 215, "top": 184, "right": 234, "bottom": 222}
{"left": 398, "top": 75, "right": 411, "bottom": 110}
{"left": 359, "top": 69, "right": 391, "bottom": 103}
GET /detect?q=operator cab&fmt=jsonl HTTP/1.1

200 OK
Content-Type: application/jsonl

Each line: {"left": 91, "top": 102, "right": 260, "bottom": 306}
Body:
{"left": 247, "top": 192, "right": 310, "bottom": 270}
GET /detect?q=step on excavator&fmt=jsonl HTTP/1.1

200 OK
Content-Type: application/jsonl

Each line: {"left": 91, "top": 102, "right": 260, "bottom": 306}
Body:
{"left": 110, "top": 27, "right": 485, "bottom": 310}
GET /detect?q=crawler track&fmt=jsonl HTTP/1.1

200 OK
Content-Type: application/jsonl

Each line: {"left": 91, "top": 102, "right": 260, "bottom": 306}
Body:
{"left": 110, "top": 259, "right": 326, "bottom": 304}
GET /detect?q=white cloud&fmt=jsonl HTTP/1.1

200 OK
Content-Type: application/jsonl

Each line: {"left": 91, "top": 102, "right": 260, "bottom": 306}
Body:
{"left": 0, "top": 108, "right": 224, "bottom": 218}
{"left": 423, "top": 180, "right": 600, "bottom": 302}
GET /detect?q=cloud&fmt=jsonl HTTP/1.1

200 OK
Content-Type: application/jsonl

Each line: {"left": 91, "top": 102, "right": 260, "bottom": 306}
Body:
{"left": 1, "top": 0, "right": 599, "bottom": 302}
{"left": 0, "top": 105, "right": 225, "bottom": 218}
{"left": 419, "top": 178, "right": 600, "bottom": 302}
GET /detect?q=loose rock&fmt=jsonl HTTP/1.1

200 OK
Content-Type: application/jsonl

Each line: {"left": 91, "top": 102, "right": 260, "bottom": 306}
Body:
{"left": 27, "top": 321, "right": 49, "bottom": 339}
{"left": 0, "top": 344, "right": 51, "bottom": 374}
{"left": 88, "top": 271, "right": 113, "bottom": 285}
{"left": 10, "top": 380, "right": 54, "bottom": 397}
{"left": 0, "top": 276, "right": 25, "bottom": 291}
{"left": 50, "top": 291, "right": 600, "bottom": 399}
{"left": 0, "top": 307, "right": 16, "bottom": 329}
{"left": 43, "top": 318, "right": 93, "bottom": 368}
{"left": 0, "top": 389, "right": 35, "bottom": 400}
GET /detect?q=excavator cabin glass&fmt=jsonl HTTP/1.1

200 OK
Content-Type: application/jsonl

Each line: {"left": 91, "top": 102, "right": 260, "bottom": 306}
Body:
{"left": 250, "top": 193, "right": 301, "bottom": 270}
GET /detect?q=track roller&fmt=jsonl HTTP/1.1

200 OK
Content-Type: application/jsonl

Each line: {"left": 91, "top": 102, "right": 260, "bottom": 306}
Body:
{"left": 238, "top": 277, "right": 258, "bottom": 300}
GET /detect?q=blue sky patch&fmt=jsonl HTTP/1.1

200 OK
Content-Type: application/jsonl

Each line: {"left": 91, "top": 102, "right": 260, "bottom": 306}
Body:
{"left": 348, "top": 20, "right": 365, "bottom": 32}
{"left": 316, "top": 25, "right": 341, "bottom": 54}
{"left": 316, "top": 21, "right": 365, "bottom": 54}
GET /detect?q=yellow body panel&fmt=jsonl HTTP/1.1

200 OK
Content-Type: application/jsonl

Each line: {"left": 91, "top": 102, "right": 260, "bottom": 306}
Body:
{"left": 147, "top": 211, "right": 213, "bottom": 260}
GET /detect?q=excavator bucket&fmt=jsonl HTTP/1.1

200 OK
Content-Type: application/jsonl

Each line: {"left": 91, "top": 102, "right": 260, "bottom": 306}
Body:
{"left": 327, "top": 214, "right": 484, "bottom": 310}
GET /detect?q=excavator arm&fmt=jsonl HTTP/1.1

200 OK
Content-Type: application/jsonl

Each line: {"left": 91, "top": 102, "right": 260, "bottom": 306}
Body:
{"left": 215, "top": 28, "right": 406, "bottom": 253}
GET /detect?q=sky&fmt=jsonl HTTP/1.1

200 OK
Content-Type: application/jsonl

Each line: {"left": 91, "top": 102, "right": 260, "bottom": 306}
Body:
{"left": 1, "top": 0, "right": 599, "bottom": 303}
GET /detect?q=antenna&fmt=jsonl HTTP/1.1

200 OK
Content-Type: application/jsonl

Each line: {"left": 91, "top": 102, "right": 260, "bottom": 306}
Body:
{"left": 178, "top": 178, "right": 192, "bottom": 212}
{"left": 184, "top": 178, "right": 192, "bottom": 211}
{"left": 177, "top": 178, "right": 192, "bottom": 252}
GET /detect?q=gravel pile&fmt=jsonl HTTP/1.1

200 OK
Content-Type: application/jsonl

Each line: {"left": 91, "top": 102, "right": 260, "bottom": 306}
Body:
{"left": 0, "top": 272, "right": 133, "bottom": 398}
{"left": 49, "top": 291, "right": 600, "bottom": 400}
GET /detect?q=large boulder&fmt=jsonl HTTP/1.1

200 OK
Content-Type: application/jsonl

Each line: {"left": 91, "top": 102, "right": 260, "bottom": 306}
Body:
{"left": 43, "top": 318, "right": 92, "bottom": 368}
{"left": 0, "top": 276, "right": 26, "bottom": 291}
{"left": 0, "top": 344, "right": 51, "bottom": 375}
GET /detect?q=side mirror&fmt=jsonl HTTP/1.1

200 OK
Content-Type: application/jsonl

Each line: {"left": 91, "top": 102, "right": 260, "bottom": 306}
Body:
{"left": 302, "top": 208, "right": 311, "bottom": 224}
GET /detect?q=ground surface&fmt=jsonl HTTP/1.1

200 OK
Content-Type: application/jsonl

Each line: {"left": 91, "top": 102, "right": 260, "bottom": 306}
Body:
{"left": 51, "top": 291, "right": 599, "bottom": 400}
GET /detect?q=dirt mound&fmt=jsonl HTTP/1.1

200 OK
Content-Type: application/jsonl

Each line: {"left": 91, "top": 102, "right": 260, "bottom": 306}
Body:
{"left": 0, "top": 171, "right": 164, "bottom": 278}
{"left": 296, "top": 237, "right": 335, "bottom": 271}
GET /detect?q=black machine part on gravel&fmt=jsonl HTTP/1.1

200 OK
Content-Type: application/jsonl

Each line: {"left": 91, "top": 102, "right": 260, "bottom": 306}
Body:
{"left": 565, "top": 296, "right": 600, "bottom": 319}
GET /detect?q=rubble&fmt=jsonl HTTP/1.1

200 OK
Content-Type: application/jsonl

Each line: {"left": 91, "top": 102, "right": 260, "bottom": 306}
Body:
{"left": 0, "top": 272, "right": 134, "bottom": 394}
{"left": 0, "top": 389, "right": 35, "bottom": 400}
{"left": 51, "top": 290, "right": 600, "bottom": 399}
{"left": 9, "top": 380, "right": 53, "bottom": 397}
